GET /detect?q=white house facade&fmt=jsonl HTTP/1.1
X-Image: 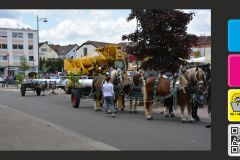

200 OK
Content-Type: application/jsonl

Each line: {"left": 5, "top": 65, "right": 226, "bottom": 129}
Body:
{"left": 39, "top": 42, "right": 58, "bottom": 59}
{"left": 75, "top": 41, "right": 117, "bottom": 58}
{"left": 190, "top": 36, "right": 211, "bottom": 64}
{"left": 0, "top": 28, "right": 38, "bottom": 76}
{"left": 76, "top": 44, "right": 98, "bottom": 58}
{"left": 64, "top": 45, "right": 78, "bottom": 59}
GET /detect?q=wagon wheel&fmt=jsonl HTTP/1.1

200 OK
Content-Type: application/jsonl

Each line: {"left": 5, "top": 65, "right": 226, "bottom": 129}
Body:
{"left": 71, "top": 90, "right": 80, "bottom": 108}
{"left": 20, "top": 85, "right": 26, "bottom": 96}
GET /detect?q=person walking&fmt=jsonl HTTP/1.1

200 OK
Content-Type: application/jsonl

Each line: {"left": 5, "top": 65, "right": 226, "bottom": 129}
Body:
{"left": 102, "top": 76, "right": 117, "bottom": 117}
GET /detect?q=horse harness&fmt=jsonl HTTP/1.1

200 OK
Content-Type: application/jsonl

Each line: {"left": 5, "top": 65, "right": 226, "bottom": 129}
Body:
{"left": 119, "top": 77, "right": 143, "bottom": 99}
{"left": 153, "top": 77, "right": 178, "bottom": 102}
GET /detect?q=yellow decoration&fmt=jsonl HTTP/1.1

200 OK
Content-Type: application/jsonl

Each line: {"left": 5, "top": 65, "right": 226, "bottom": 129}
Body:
{"left": 64, "top": 45, "right": 127, "bottom": 75}
{"left": 228, "top": 89, "right": 240, "bottom": 122}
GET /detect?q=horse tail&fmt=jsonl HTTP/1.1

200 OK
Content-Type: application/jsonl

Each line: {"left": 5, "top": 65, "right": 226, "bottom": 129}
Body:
{"left": 143, "top": 84, "right": 147, "bottom": 109}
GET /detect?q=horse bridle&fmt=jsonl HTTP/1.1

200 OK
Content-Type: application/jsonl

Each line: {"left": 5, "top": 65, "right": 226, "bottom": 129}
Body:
{"left": 184, "top": 71, "right": 206, "bottom": 93}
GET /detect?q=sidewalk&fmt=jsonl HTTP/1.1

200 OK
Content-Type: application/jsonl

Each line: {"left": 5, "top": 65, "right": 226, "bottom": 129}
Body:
{"left": 0, "top": 104, "right": 118, "bottom": 150}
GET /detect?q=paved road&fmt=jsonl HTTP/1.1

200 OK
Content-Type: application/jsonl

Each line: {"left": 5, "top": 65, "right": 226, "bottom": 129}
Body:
{"left": 0, "top": 89, "right": 211, "bottom": 150}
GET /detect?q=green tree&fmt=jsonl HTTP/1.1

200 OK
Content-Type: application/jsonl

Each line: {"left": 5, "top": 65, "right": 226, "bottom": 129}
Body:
{"left": 19, "top": 56, "right": 30, "bottom": 71}
{"left": 41, "top": 63, "right": 47, "bottom": 73}
{"left": 122, "top": 9, "right": 198, "bottom": 73}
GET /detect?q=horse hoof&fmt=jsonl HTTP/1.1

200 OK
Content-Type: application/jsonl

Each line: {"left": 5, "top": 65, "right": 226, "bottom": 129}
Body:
{"left": 181, "top": 117, "right": 187, "bottom": 123}
{"left": 146, "top": 115, "right": 153, "bottom": 120}
{"left": 206, "top": 124, "right": 211, "bottom": 128}
{"left": 165, "top": 114, "right": 170, "bottom": 118}
{"left": 182, "top": 120, "right": 187, "bottom": 123}
{"left": 189, "top": 119, "right": 195, "bottom": 123}
{"left": 194, "top": 116, "right": 200, "bottom": 122}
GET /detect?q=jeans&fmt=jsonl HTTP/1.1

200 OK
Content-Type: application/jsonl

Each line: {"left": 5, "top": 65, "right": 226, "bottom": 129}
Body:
{"left": 104, "top": 96, "right": 116, "bottom": 113}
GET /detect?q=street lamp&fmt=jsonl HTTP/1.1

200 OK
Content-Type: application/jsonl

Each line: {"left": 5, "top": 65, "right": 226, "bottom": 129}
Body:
{"left": 7, "top": 53, "right": 10, "bottom": 78}
{"left": 33, "top": 58, "right": 36, "bottom": 71}
{"left": 37, "top": 15, "right": 48, "bottom": 72}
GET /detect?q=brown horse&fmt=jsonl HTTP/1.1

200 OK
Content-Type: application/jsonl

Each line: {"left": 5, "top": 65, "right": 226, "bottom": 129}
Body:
{"left": 92, "top": 76, "right": 105, "bottom": 111}
{"left": 144, "top": 67, "right": 206, "bottom": 122}
{"left": 92, "top": 69, "right": 123, "bottom": 111}
{"left": 118, "top": 70, "right": 144, "bottom": 112}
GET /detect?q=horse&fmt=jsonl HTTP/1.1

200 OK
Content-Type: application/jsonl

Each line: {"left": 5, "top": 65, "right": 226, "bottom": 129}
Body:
{"left": 144, "top": 67, "right": 206, "bottom": 122}
{"left": 118, "top": 70, "right": 144, "bottom": 113}
{"left": 110, "top": 68, "right": 124, "bottom": 110}
{"left": 92, "top": 76, "right": 105, "bottom": 111}
{"left": 39, "top": 80, "right": 57, "bottom": 96}
{"left": 39, "top": 80, "right": 48, "bottom": 96}
{"left": 92, "top": 68, "right": 123, "bottom": 111}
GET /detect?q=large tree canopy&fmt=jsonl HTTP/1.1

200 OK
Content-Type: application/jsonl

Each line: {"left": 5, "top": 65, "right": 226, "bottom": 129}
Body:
{"left": 122, "top": 9, "right": 198, "bottom": 73}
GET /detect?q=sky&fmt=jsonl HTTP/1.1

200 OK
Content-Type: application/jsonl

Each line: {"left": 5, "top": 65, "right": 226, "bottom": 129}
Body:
{"left": 0, "top": 9, "right": 211, "bottom": 46}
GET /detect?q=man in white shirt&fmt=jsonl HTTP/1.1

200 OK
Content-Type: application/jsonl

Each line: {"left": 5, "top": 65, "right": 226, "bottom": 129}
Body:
{"left": 102, "top": 76, "right": 116, "bottom": 117}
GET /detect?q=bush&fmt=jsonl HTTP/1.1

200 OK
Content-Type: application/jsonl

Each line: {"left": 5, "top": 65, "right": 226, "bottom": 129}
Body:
{"left": 67, "top": 72, "right": 81, "bottom": 88}
{"left": 16, "top": 74, "right": 24, "bottom": 84}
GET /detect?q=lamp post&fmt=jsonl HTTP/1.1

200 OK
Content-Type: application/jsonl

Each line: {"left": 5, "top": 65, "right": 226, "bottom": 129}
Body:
{"left": 136, "top": 18, "right": 139, "bottom": 71}
{"left": 37, "top": 15, "right": 48, "bottom": 72}
{"left": 7, "top": 53, "right": 10, "bottom": 78}
{"left": 33, "top": 58, "right": 36, "bottom": 71}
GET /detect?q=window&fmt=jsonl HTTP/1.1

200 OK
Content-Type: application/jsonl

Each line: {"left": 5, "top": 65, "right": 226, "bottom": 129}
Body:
{"left": 13, "top": 44, "right": 18, "bottom": 49}
{"left": 18, "top": 33, "right": 23, "bottom": 38}
{"left": 0, "top": 55, "right": 8, "bottom": 61}
{"left": 12, "top": 32, "right": 17, "bottom": 38}
{"left": 12, "top": 44, "right": 23, "bottom": 50}
{"left": 41, "top": 48, "right": 47, "bottom": 52}
{"left": 12, "top": 32, "right": 23, "bottom": 38}
{"left": 0, "top": 31, "right": 7, "bottom": 38}
{"left": 29, "top": 56, "right": 34, "bottom": 61}
{"left": 2, "top": 44, "right": 7, "bottom": 49}
{"left": 28, "top": 45, "right": 33, "bottom": 50}
{"left": 83, "top": 47, "right": 87, "bottom": 56}
{"left": 13, "top": 55, "right": 19, "bottom": 61}
{"left": 28, "top": 33, "right": 33, "bottom": 39}
{"left": 0, "top": 44, "right": 7, "bottom": 49}
{"left": 18, "top": 44, "right": 23, "bottom": 49}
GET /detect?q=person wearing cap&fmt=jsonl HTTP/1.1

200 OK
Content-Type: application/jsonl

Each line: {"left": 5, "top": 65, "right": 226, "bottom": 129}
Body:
{"left": 102, "top": 76, "right": 116, "bottom": 117}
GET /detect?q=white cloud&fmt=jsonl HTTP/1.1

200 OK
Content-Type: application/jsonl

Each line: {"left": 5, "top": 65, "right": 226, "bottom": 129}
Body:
{"left": 39, "top": 11, "right": 136, "bottom": 45}
{"left": 184, "top": 9, "right": 211, "bottom": 36}
{"left": 0, "top": 18, "right": 30, "bottom": 29}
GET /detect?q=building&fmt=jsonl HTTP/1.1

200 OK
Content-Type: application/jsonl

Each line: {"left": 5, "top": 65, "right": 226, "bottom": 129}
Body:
{"left": 191, "top": 36, "right": 211, "bottom": 63}
{"left": 39, "top": 41, "right": 58, "bottom": 59}
{"left": 75, "top": 41, "right": 116, "bottom": 58}
{"left": 50, "top": 44, "right": 78, "bottom": 59}
{"left": 118, "top": 42, "right": 139, "bottom": 71}
{"left": 0, "top": 28, "right": 38, "bottom": 76}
